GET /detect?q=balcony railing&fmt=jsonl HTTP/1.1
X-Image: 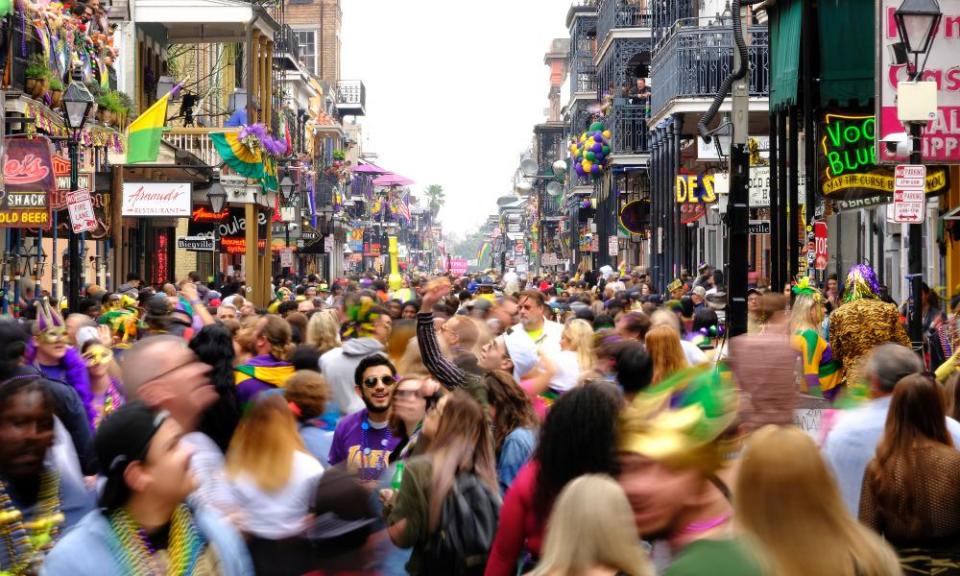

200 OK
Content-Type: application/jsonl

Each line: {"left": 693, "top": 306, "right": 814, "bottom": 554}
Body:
{"left": 336, "top": 80, "right": 366, "bottom": 116}
{"left": 610, "top": 102, "right": 649, "bottom": 154}
{"left": 161, "top": 127, "right": 239, "bottom": 167}
{"left": 650, "top": 22, "right": 769, "bottom": 117}
{"left": 274, "top": 24, "right": 300, "bottom": 70}
{"left": 597, "top": 0, "right": 652, "bottom": 41}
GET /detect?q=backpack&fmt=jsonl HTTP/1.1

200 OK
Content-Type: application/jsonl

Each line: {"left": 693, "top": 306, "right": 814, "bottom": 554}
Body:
{"left": 423, "top": 472, "right": 502, "bottom": 576}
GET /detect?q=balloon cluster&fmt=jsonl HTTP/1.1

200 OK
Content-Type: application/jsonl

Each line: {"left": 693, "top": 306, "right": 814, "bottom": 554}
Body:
{"left": 570, "top": 122, "right": 612, "bottom": 177}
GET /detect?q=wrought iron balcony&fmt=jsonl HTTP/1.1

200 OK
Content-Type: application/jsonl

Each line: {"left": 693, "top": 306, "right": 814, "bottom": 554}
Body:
{"left": 336, "top": 80, "right": 366, "bottom": 116}
{"left": 597, "top": 0, "right": 652, "bottom": 41}
{"left": 274, "top": 24, "right": 301, "bottom": 71}
{"left": 650, "top": 21, "right": 769, "bottom": 117}
{"left": 610, "top": 102, "right": 649, "bottom": 154}
{"left": 161, "top": 127, "right": 238, "bottom": 167}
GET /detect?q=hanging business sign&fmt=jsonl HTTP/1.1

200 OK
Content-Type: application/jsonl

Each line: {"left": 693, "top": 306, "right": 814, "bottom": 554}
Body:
{"left": 186, "top": 206, "right": 267, "bottom": 254}
{"left": 121, "top": 182, "right": 192, "bottom": 217}
{"left": 675, "top": 173, "right": 717, "bottom": 204}
{"left": 618, "top": 200, "right": 648, "bottom": 234}
{"left": 878, "top": 0, "right": 960, "bottom": 163}
{"left": 821, "top": 111, "right": 949, "bottom": 197}
{"left": 0, "top": 137, "right": 55, "bottom": 228}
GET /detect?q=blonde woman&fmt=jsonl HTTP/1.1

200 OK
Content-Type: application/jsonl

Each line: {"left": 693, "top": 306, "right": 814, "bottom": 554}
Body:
{"left": 305, "top": 308, "right": 341, "bottom": 355}
{"left": 645, "top": 324, "right": 688, "bottom": 384}
{"left": 531, "top": 475, "right": 651, "bottom": 576}
{"left": 789, "top": 279, "right": 842, "bottom": 400}
{"left": 551, "top": 318, "right": 596, "bottom": 392}
{"left": 736, "top": 426, "right": 901, "bottom": 576}
{"left": 226, "top": 395, "right": 324, "bottom": 574}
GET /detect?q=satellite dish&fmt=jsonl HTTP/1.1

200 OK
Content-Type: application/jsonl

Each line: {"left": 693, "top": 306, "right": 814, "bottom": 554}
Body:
{"left": 515, "top": 181, "right": 533, "bottom": 194}
{"left": 546, "top": 181, "right": 562, "bottom": 196}
{"left": 552, "top": 160, "right": 567, "bottom": 174}
{"left": 520, "top": 158, "right": 539, "bottom": 178}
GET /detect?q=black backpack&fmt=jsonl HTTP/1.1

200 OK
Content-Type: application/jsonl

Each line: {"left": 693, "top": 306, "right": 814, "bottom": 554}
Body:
{"left": 423, "top": 472, "right": 502, "bottom": 576}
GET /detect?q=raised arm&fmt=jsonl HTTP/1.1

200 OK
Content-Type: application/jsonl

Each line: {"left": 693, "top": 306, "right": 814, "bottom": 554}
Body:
{"left": 416, "top": 279, "right": 466, "bottom": 390}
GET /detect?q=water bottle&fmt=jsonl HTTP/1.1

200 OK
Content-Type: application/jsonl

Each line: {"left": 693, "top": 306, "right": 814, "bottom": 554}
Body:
{"left": 391, "top": 461, "right": 405, "bottom": 491}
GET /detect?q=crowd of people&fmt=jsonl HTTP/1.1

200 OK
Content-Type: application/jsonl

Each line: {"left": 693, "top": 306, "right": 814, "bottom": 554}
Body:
{"left": 1, "top": 261, "right": 959, "bottom": 575}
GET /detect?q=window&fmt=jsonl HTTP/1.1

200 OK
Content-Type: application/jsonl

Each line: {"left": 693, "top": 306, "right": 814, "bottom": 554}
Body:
{"left": 293, "top": 30, "right": 317, "bottom": 75}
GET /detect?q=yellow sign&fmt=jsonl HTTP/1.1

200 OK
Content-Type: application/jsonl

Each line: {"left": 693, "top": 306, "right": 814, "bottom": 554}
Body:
{"left": 675, "top": 174, "right": 717, "bottom": 204}
{"left": 822, "top": 169, "right": 947, "bottom": 196}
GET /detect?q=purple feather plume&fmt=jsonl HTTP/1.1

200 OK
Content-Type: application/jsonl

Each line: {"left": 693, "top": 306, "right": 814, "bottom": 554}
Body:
{"left": 25, "top": 342, "right": 97, "bottom": 431}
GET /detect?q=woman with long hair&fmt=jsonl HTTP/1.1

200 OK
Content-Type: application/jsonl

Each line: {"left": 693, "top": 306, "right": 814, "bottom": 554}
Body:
{"left": 189, "top": 323, "right": 241, "bottom": 452}
{"left": 386, "top": 390, "right": 500, "bottom": 575}
{"left": 306, "top": 308, "right": 341, "bottom": 356}
{"left": 789, "top": 280, "right": 842, "bottom": 400}
{"left": 531, "top": 475, "right": 651, "bottom": 576}
{"left": 234, "top": 315, "right": 296, "bottom": 405}
{"left": 645, "top": 324, "right": 688, "bottom": 384}
{"left": 79, "top": 340, "right": 124, "bottom": 428}
{"left": 737, "top": 426, "right": 900, "bottom": 576}
{"left": 484, "top": 370, "right": 538, "bottom": 493}
{"left": 486, "top": 383, "right": 621, "bottom": 575}
{"left": 860, "top": 374, "right": 960, "bottom": 572}
{"left": 387, "top": 375, "right": 437, "bottom": 464}
{"left": 226, "top": 394, "right": 324, "bottom": 574}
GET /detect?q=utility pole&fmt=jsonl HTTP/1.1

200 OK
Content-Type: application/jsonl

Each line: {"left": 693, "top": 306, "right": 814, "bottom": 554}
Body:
{"left": 726, "top": 7, "right": 750, "bottom": 338}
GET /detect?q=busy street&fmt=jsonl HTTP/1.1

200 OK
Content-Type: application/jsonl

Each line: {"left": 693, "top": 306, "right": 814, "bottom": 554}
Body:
{"left": 2, "top": 0, "right": 960, "bottom": 575}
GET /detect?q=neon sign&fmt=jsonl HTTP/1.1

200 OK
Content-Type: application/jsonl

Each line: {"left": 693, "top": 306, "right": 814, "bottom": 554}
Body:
{"left": 821, "top": 113, "right": 877, "bottom": 179}
{"left": 675, "top": 174, "right": 717, "bottom": 204}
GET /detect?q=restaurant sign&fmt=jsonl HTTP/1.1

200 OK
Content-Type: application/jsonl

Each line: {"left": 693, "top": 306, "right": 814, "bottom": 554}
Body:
{"left": 122, "top": 182, "right": 192, "bottom": 217}
{"left": 0, "top": 137, "right": 56, "bottom": 228}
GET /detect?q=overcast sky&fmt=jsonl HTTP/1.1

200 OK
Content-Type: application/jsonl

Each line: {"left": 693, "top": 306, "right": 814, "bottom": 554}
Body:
{"left": 341, "top": 0, "right": 573, "bottom": 239}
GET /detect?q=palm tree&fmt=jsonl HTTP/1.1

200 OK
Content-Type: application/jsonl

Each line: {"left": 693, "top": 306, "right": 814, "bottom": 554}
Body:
{"left": 424, "top": 184, "right": 445, "bottom": 219}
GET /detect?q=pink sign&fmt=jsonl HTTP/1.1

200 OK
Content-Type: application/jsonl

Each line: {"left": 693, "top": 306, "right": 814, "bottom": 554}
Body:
{"left": 878, "top": 0, "right": 960, "bottom": 163}
{"left": 449, "top": 258, "right": 468, "bottom": 276}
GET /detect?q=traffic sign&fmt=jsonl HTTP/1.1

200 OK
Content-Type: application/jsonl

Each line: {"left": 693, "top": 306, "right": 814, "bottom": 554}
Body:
{"left": 66, "top": 189, "right": 96, "bottom": 233}
{"left": 814, "top": 221, "right": 828, "bottom": 270}
{"left": 893, "top": 164, "right": 926, "bottom": 223}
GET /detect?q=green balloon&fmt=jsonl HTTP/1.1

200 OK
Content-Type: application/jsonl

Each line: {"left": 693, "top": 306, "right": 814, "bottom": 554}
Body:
{"left": 585, "top": 151, "right": 596, "bottom": 161}
{"left": 590, "top": 122, "right": 603, "bottom": 132}
{"left": 602, "top": 145, "right": 610, "bottom": 154}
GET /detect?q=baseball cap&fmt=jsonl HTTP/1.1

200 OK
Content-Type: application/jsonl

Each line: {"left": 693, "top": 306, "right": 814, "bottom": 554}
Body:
{"left": 503, "top": 329, "right": 538, "bottom": 382}
{"left": 95, "top": 401, "right": 170, "bottom": 511}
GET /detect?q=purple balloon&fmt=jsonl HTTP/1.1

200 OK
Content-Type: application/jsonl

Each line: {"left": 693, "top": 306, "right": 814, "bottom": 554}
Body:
{"left": 591, "top": 164, "right": 601, "bottom": 174}
{"left": 575, "top": 165, "right": 586, "bottom": 176}
{"left": 592, "top": 142, "right": 603, "bottom": 153}
{"left": 594, "top": 131, "right": 604, "bottom": 140}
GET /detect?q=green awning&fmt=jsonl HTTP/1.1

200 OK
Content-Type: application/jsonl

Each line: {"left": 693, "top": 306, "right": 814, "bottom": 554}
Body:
{"left": 769, "top": 0, "right": 802, "bottom": 112}
{"left": 818, "top": 0, "right": 875, "bottom": 107}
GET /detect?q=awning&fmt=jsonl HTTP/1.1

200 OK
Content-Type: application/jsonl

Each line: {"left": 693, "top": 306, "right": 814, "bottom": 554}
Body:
{"left": 818, "top": 0, "right": 875, "bottom": 107}
{"left": 769, "top": 0, "right": 802, "bottom": 112}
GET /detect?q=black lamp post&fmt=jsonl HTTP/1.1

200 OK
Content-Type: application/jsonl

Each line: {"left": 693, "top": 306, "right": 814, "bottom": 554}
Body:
{"left": 895, "top": 0, "right": 941, "bottom": 355}
{"left": 61, "top": 71, "right": 94, "bottom": 313}
{"left": 279, "top": 172, "right": 296, "bottom": 273}
{"left": 207, "top": 180, "right": 227, "bottom": 286}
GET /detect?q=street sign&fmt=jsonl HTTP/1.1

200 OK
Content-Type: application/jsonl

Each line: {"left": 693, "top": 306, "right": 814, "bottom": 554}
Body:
{"left": 323, "top": 235, "right": 334, "bottom": 253}
{"left": 280, "top": 248, "right": 294, "bottom": 268}
{"left": 608, "top": 236, "right": 618, "bottom": 256}
{"left": 814, "top": 221, "right": 828, "bottom": 270}
{"left": 748, "top": 220, "right": 770, "bottom": 234}
{"left": 893, "top": 164, "right": 926, "bottom": 223}
{"left": 66, "top": 189, "right": 96, "bottom": 233}
{"left": 177, "top": 236, "right": 215, "bottom": 251}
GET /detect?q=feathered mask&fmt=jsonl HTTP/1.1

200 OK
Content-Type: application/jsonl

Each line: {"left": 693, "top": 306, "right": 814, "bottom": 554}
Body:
{"left": 340, "top": 296, "right": 380, "bottom": 340}
{"left": 34, "top": 298, "right": 67, "bottom": 343}
{"left": 791, "top": 276, "right": 822, "bottom": 303}
{"left": 844, "top": 263, "right": 881, "bottom": 303}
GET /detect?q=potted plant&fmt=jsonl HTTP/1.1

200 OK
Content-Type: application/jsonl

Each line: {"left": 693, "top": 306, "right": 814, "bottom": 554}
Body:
{"left": 115, "top": 91, "right": 133, "bottom": 127}
{"left": 96, "top": 91, "right": 122, "bottom": 125}
{"left": 24, "top": 54, "right": 50, "bottom": 98}
{"left": 48, "top": 77, "right": 64, "bottom": 108}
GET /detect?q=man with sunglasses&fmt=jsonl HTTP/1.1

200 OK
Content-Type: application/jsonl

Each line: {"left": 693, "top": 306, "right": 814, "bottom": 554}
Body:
{"left": 328, "top": 355, "right": 401, "bottom": 484}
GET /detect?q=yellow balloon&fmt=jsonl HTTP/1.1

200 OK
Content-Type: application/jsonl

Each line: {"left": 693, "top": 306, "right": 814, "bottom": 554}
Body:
{"left": 582, "top": 160, "right": 593, "bottom": 172}
{"left": 602, "top": 130, "right": 612, "bottom": 139}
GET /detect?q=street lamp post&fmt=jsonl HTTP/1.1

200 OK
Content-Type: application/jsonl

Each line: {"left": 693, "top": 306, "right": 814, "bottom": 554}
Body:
{"left": 279, "top": 171, "right": 296, "bottom": 270}
{"left": 61, "top": 71, "right": 94, "bottom": 313}
{"left": 895, "top": 0, "right": 942, "bottom": 354}
{"left": 207, "top": 180, "right": 227, "bottom": 286}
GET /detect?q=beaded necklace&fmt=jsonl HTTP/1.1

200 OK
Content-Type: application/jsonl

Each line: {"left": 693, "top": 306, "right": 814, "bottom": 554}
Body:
{"left": 93, "top": 377, "right": 125, "bottom": 429}
{"left": 0, "top": 470, "right": 63, "bottom": 575}
{"left": 359, "top": 414, "right": 392, "bottom": 481}
{"left": 107, "top": 504, "right": 205, "bottom": 576}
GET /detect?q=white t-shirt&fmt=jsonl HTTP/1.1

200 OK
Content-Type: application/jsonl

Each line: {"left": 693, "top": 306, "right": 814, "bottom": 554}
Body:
{"left": 229, "top": 450, "right": 324, "bottom": 539}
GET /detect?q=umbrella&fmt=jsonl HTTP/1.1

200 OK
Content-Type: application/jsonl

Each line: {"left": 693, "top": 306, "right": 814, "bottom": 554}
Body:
{"left": 353, "top": 162, "right": 388, "bottom": 174}
{"left": 373, "top": 173, "right": 415, "bottom": 187}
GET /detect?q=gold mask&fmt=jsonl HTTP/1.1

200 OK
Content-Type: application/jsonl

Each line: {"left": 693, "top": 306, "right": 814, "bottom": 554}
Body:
{"left": 38, "top": 327, "right": 68, "bottom": 344}
{"left": 82, "top": 345, "right": 114, "bottom": 367}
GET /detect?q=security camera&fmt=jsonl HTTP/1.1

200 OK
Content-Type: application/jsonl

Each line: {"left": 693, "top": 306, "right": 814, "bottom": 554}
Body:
{"left": 881, "top": 132, "right": 912, "bottom": 159}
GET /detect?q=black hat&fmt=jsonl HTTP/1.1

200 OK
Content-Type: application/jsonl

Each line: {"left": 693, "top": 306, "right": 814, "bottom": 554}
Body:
{"left": 145, "top": 293, "right": 171, "bottom": 317}
{"left": 95, "top": 401, "right": 169, "bottom": 511}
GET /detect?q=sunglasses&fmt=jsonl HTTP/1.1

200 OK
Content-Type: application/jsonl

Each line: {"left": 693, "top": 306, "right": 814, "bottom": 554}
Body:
{"left": 363, "top": 375, "right": 397, "bottom": 388}
{"left": 38, "top": 328, "right": 67, "bottom": 344}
